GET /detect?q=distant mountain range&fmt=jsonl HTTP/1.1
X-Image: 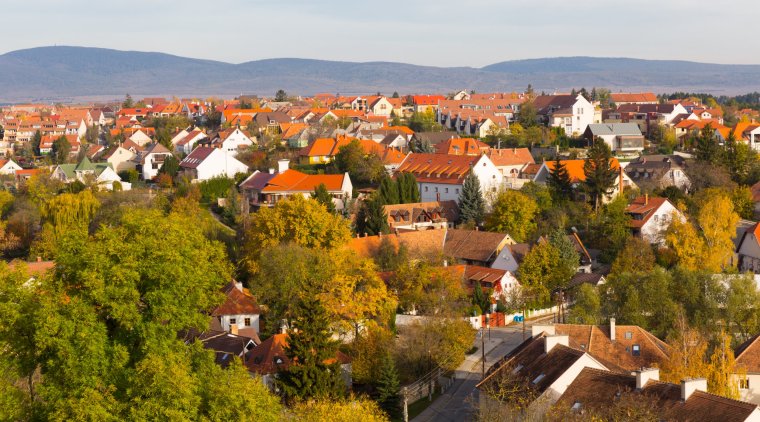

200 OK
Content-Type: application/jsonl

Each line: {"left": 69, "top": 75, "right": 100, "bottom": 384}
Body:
{"left": 1, "top": 46, "right": 760, "bottom": 103}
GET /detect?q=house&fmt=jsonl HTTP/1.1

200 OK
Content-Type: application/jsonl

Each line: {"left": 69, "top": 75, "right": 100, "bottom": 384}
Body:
{"left": 608, "top": 104, "right": 688, "bottom": 133}
{"left": 0, "top": 158, "right": 22, "bottom": 175}
{"left": 379, "top": 133, "right": 408, "bottom": 150}
{"left": 298, "top": 136, "right": 383, "bottom": 165}
{"left": 136, "top": 143, "right": 173, "bottom": 181}
{"left": 447, "top": 264, "right": 520, "bottom": 303}
{"left": 179, "top": 147, "right": 249, "bottom": 181}
{"left": 433, "top": 138, "right": 490, "bottom": 156}
{"left": 609, "top": 92, "right": 658, "bottom": 105}
{"left": 407, "top": 95, "right": 446, "bottom": 113}
{"left": 624, "top": 154, "right": 691, "bottom": 191}
{"left": 214, "top": 128, "right": 255, "bottom": 155}
{"left": 367, "top": 97, "right": 394, "bottom": 116}
{"left": 476, "top": 332, "right": 609, "bottom": 418}
{"left": 531, "top": 321, "right": 670, "bottom": 372}
{"left": 52, "top": 157, "right": 128, "bottom": 190}
{"left": 533, "top": 94, "right": 596, "bottom": 136}
{"left": 583, "top": 123, "right": 645, "bottom": 153}
{"left": 735, "top": 333, "right": 760, "bottom": 404}
{"left": 381, "top": 148, "right": 409, "bottom": 174}
{"left": 238, "top": 160, "right": 352, "bottom": 209}
{"left": 127, "top": 129, "right": 153, "bottom": 147}
{"left": 736, "top": 223, "right": 760, "bottom": 273}
{"left": 211, "top": 281, "right": 262, "bottom": 336}
{"left": 182, "top": 329, "right": 257, "bottom": 369}
{"left": 626, "top": 195, "right": 684, "bottom": 245}
{"left": 395, "top": 153, "right": 503, "bottom": 203}
{"left": 174, "top": 129, "right": 207, "bottom": 155}
{"left": 487, "top": 148, "right": 535, "bottom": 189}
{"left": 101, "top": 145, "right": 137, "bottom": 173}
{"left": 444, "top": 229, "right": 515, "bottom": 269}
{"left": 556, "top": 367, "right": 760, "bottom": 421}
{"left": 532, "top": 159, "right": 635, "bottom": 201}
{"left": 384, "top": 201, "right": 459, "bottom": 230}
{"left": 245, "top": 333, "right": 352, "bottom": 390}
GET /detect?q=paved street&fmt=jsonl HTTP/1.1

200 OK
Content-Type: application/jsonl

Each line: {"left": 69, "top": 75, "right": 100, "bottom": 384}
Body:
{"left": 412, "top": 317, "right": 553, "bottom": 422}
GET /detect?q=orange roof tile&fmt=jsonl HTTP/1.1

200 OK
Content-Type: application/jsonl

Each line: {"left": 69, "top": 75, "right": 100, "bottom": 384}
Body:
{"left": 262, "top": 169, "right": 346, "bottom": 192}
{"left": 544, "top": 159, "right": 621, "bottom": 183}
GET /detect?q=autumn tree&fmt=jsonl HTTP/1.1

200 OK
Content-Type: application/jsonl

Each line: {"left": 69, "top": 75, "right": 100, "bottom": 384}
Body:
{"left": 610, "top": 236, "right": 656, "bottom": 276}
{"left": 695, "top": 189, "right": 739, "bottom": 272}
{"left": 459, "top": 172, "right": 485, "bottom": 225}
{"left": 665, "top": 211, "right": 705, "bottom": 271}
{"left": 583, "top": 141, "right": 618, "bottom": 210}
{"left": 484, "top": 190, "right": 538, "bottom": 242}
{"left": 334, "top": 140, "right": 386, "bottom": 185}
{"left": 51, "top": 135, "right": 71, "bottom": 164}
{"left": 390, "top": 261, "right": 469, "bottom": 316}
{"left": 312, "top": 183, "right": 336, "bottom": 213}
{"left": 517, "top": 242, "right": 568, "bottom": 305}
{"left": 289, "top": 398, "right": 390, "bottom": 422}
{"left": 278, "top": 295, "right": 346, "bottom": 403}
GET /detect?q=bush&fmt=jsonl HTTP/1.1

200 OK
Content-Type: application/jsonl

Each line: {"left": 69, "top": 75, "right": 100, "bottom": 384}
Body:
{"left": 118, "top": 169, "right": 139, "bottom": 184}
{"left": 198, "top": 177, "right": 235, "bottom": 203}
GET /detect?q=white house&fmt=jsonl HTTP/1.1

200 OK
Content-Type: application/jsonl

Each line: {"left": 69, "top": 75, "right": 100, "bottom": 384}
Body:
{"left": 533, "top": 94, "right": 596, "bottom": 136}
{"left": 368, "top": 97, "right": 394, "bottom": 116}
{"left": 179, "top": 147, "right": 249, "bottom": 181}
{"left": 737, "top": 223, "right": 760, "bottom": 274}
{"left": 736, "top": 333, "right": 760, "bottom": 405}
{"left": 625, "top": 196, "right": 685, "bottom": 245}
{"left": 216, "top": 128, "right": 254, "bottom": 155}
{"left": 128, "top": 129, "right": 153, "bottom": 147}
{"left": 174, "top": 129, "right": 207, "bottom": 155}
{"left": 395, "top": 153, "right": 503, "bottom": 203}
{"left": 0, "top": 158, "right": 23, "bottom": 175}
{"left": 584, "top": 123, "right": 645, "bottom": 153}
{"left": 52, "top": 157, "right": 129, "bottom": 191}
{"left": 102, "top": 145, "right": 137, "bottom": 173}
{"left": 532, "top": 159, "right": 636, "bottom": 202}
{"left": 487, "top": 148, "right": 535, "bottom": 189}
{"left": 448, "top": 264, "right": 520, "bottom": 302}
{"left": 212, "top": 281, "right": 261, "bottom": 335}
{"left": 137, "top": 143, "right": 174, "bottom": 181}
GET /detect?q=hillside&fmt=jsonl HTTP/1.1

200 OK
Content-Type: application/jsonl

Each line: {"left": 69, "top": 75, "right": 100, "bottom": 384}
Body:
{"left": 1, "top": 47, "right": 760, "bottom": 102}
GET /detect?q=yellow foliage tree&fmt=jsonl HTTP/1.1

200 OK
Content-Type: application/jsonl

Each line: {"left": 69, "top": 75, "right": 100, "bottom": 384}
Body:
{"left": 665, "top": 213, "right": 705, "bottom": 271}
{"left": 288, "top": 397, "right": 390, "bottom": 422}
{"left": 696, "top": 189, "right": 739, "bottom": 272}
{"left": 707, "top": 331, "right": 744, "bottom": 400}
{"left": 659, "top": 316, "right": 710, "bottom": 384}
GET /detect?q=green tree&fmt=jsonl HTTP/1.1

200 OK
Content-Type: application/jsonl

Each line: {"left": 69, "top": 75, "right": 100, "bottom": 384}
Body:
{"left": 334, "top": 140, "right": 386, "bottom": 185}
{"left": 570, "top": 284, "right": 601, "bottom": 324}
{"left": 583, "top": 141, "right": 618, "bottom": 210}
{"left": 459, "top": 172, "right": 485, "bottom": 225}
{"left": 377, "top": 176, "right": 400, "bottom": 205}
{"left": 31, "top": 130, "right": 42, "bottom": 156}
{"left": 517, "top": 242, "right": 566, "bottom": 305}
{"left": 312, "top": 183, "right": 336, "bottom": 213}
{"left": 548, "top": 229, "right": 580, "bottom": 276}
{"left": 472, "top": 280, "right": 490, "bottom": 315}
{"left": 374, "top": 236, "right": 408, "bottom": 271}
{"left": 517, "top": 100, "right": 538, "bottom": 127}
{"left": 356, "top": 194, "right": 389, "bottom": 236}
{"left": 158, "top": 154, "right": 180, "bottom": 178}
{"left": 122, "top": 93, "right": 134, "bottom": 108}
{"left": 591, "top": 195, "right": 632, "bottom": 263}
{"left": 52, "top": 135, "right": 71, "bottom": 164}
{"left": 278, "top": 296, "right": 346, "bottom": 403}
{"left": 694, "top": 123, "right": 720, "bottom": 164}
{"left": 274, "top": 89, "right": 288, "bottom": 102}
{"left": 397, "top": 173, "right": 421, "bottom": 203}
{"left": 484, "top": 190, "right": 538, "bottom": 242}
{"left": 546, "top": 158, "right": 573, "bottom": 200}
{"left": 374, "top": 352, "right": 401, "bottom": 419}
{"left": 610, "top": 236, "right": 655, "bottom": 276}
{"left": 731, "top": 185, "right": 754, "bottom": 220}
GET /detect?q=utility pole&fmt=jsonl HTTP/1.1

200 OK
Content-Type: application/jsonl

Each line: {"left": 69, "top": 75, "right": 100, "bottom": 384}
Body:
{"left": 522, "top": 304, "right": 527, "bottom": 340}
{"left": 481, "top": 325, "right": 485, "bottom": 378}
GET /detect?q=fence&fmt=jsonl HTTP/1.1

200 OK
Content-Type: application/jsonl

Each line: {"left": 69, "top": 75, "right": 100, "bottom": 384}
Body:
{"left": 467, "top": 305, "right": 560, "bottom": 329}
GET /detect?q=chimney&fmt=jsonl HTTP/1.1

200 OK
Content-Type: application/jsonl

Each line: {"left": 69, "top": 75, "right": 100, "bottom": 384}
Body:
{"left": 268, "top": 168, "right": 275, "bottom": 174}
{"left": 681, "top": 378, "right": 707, "bottom": 401}
{"left": 36, "top": 256, "right": 42, "bottom": 262}
{"left": 634, "top": 368, "right": 659, "bottom": 390}
{"left": 234, "top": 281, "right": 243, "bottom": 292}
{"left": 277, "top": 159, "right": 290, "bottom": 173}
{"left": 618, "top": 166, "right": 624, "bottom": 195}
{"left": 645, "top": 193, "right": 649, "bottom": 205}
{"left": 230, "top": 323, "right": 238, "bottom": 335}
{"left": 544, "top": 334, "right": 569, "bottom": 353}
{"left": 610, "top": 318, "right": 616, "bottom": 341}
{"left": 443, "top": 259, "right": 448, "bottom": 267}
{"left": 532, "top": 324, "right": 556, "bottom": 338}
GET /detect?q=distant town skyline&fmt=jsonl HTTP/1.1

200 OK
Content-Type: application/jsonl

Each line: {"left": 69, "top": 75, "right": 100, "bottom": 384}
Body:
{"left": 3, "top": 0, "right": 758, "bottom": 67}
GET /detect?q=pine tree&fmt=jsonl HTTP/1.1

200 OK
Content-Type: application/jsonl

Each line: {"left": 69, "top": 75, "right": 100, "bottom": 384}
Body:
{"left": 31, "top": 130, "right": 42, "bottom": 156}
{"left": 52, "top": 135, "right": 71, "bottom": 164}
{"left": 158, "top": 154, "right": 180, "bottom": 178}
{"left": 377, "top": 176, "right": 400, "bottom": 205}
{"left": 694, "top": 123, "right": 720, "bottom": 164}
{"left": 122, "top": 93, "right": 134, "bottom": 108}
{"left": 547, "top": 158, "right": 573, "bottom": 200}
{"left": 472, "top": 281, "right": 490, "bottom": 315}
{"left": 374, "top": 352, "right": 401, "bottom": 419}
{"left": 311, "top": 183, "right": 336, "bottom": 213}
{"left": 397, "top": 173, "right": 420, "bottom": 204}
{"left": 356, "top": 195, "right": 389, "bottom": 236}
{"left": 278, "top": 296, "right": 346, "bottom": 403}
{"left": 459, "top": 172, "right": 485, "bottom": 225}
{"left": 583, "top": 141, "right": 618, "bottom": 211}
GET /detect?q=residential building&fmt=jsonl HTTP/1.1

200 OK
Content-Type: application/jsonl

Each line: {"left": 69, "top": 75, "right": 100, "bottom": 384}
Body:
{"left": 446, "top": 264, "right": 520, "bottom": 303}
{"left": 736, "top": 223, "right": 760, "bottom": 273}
{"left": 101, "top": 145, "right": 137, "bottom": 173}
{"left": 487, "top": 148, "right": 535, "bottom": 189}
{"left": 533, "top": 94, "right": 596, "bottom": 136}
{"left": 735, "top": 333, "right": 760, "bottom": 405}
{"left": 384, "top": 201, "right": 459, "bottom": 230}
{"left": 395, "top": 153, "right": 503, "bottom": 203}
{"left": 609, "top": 92, "right": 658, "bottom": 106}
{"left": 209, "top": 128, "right": 255, "bottom": 156}
{"left": 626, "top": 195, "right": 684, "bottom": 244}
{"left": 0, "top": 158, "right": 22, "bottom": 175}
{"left": 136, "top": 142, "right": 173, "bottom": 181}
{"left": 211, "top": 281, "right": 262, "bottom": 336}
{"left": 179, "top": 147, "right": 249, "bottom": 181}
{"left": 532, "top": 159, "right": 635, "bottom": 201}
{"left": 624, "top": 154, "right": 691, "bottom": 191}
{"left": 174, "top": 129, "right": 207, "bottom": 155}
{"left": 583, "top": 123, "right": 645, "bottom": 153}
{"left": 433, "top": 138, "right": 490, "bottom": 156}
{"left": 238, "top": 160, "right": 352, "bottom": 209}
{"left": 52, "top": 157, "right": 128, "bottom": 190}
{"left": 444, "top": 229, "right": 515, "bottom": 269}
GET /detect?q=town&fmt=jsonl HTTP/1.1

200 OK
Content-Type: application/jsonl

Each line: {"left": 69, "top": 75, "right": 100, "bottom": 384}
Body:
{"left": 2, "top": 87, "right": 760, "bottom": 421}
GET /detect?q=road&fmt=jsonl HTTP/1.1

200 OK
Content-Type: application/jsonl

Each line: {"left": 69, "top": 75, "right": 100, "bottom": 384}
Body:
{"left": 411, "top": 317, "right": 553, "bottom": 422}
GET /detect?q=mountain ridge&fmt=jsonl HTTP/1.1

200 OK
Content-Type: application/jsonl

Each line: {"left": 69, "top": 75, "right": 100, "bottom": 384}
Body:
{"left": 2, "top": 46, "right": 760, "bottom": 102}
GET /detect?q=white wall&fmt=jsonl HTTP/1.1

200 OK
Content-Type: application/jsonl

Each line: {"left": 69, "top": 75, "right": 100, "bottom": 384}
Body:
{"left": 196, "top": 149, "right": 249, "bottom": 180}
{"left": 221, "top": 314, "right": 260, "bottom": 334}
{"left": 640, "top": 202, "right": 683, "bottom": 245}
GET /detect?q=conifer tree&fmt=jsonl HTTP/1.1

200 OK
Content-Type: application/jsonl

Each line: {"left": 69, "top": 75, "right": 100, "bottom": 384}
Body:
{"left": 583, "top": 141, "right": 618, "bottom": 211}
{"left": 311, "top": 183, "right": 336, "bottom": 213}
{"left": 374, "top": 352, "right": 401, "bottom": 419}
{"left": 459, "top": 172, "right": 485, "bottom": 225}
{"left": 546, "top": 158, "right": 573, "bottom": 200}
{"left": 472, "top": 281, "right": 490, "bottom": 315}
{"left": 377, "top": 176, "right": 400, "bottom": 205}
{"left": 278, "top": 296, "right": 346, "bottom": 403}
{"left": 355, "top": 194, "right": 389, "bottom": 236}
{"left": 397, "top": 173, "right": 420, "bottom": 204}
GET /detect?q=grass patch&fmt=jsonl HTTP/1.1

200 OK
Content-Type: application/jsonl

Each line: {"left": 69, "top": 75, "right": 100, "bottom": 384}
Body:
{"left": 392, "top": 390, "right": 442, "bottom": 422}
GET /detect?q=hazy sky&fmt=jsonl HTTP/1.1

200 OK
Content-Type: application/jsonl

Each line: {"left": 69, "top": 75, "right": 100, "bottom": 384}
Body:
{"left": 3, "top": 0, "right": 757, "bottom": 66}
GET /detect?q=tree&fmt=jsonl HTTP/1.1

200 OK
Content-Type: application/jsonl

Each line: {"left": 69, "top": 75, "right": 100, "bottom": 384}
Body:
{"left": 396, "top": 173, "right": 420, "bottom": 203}
{"left": 695, "top": 189, "right": 739, "bottom": 272}
{"left": 290, "top": 398, "right": 390, "bottom": 422}
{"left": 610, "top": 237, "right": 656, "bottom": 276}
{"left": 694, "top": 124, "right": 720, "bottom": 164}
{"left": 355, "top": 194, "right": 389, "bottom": 236}
{"left": 484, "top": 190, "right": 537, "bottom": 242}
{"left": 472, "top": 279, "right": 490, "bottom": 315}
{"left": 732, "top": 185, "right": 754, "bottom": 220}
{"left": 274, "top": 89, "right": 288, "bottom": 102}
{"left": 517, "top": 242, "right": 568, "bottom": 305}
{"left": 377, "top": 176, "right": 400, "bottom": 205}
{"left": 548, "top": 229, "right": 580, "bottom": 276}
{"left": 459, "top": 172, "right": 485, "bottom": 225}
{"left": 546, "top": 158, "right": 573, "bottom": 200}
{"left": 122, "top": 94, "right": 135, "bottom": 108}
{"left": 52, "top": 135, "right": 71, "bottom": 164}
{"left": 334, "top": 140, "right": 386, "bottom": 185}
{"left": 583, "top": 141, "right": 618, "bottom": 210}
{"left": 723, "top": 131, "right": 758, "bottom": 184}
{"left": 665, "top": 213, "right": 705, "bottom": 271}
{"left": 374, "top": 352, "right": 401, "bottom": 419}
{"left": 517, "top": 100, "right": 538, "bottom": 127}
{"left": 157, "top": 154, "right": 180, "bottom": 178}
{"left": 31, "top": 130, "right": 42, "bottom": 156}
{"left": 707, "top": 331, "right": 742, "bottom": 399}
{"left": 391, "top": 261, "right": 469, "bottom": 316}
{"left": 569, "top": 284, "right": 601, "bottom": 324}
{"left": 374, "top": 235, "right": 408, "bottom": 271}
{"left": 312, "top": 183, "right": 336, "bottom": 213}
{"left": 591, "top": 196, "right": 632, "bottom": 263}
{"left": 278, "top": 296, "right": 346, "bottom": 403}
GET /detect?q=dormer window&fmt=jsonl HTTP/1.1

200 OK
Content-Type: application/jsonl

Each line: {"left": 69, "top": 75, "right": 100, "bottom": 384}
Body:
{"left": 532, "top": 374, "right": 545, "bottom": 384}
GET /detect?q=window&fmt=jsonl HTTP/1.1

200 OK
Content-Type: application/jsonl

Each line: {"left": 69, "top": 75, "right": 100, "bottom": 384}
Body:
{"left": 425, "top": 186, "right": 428, "bottom": 192}
{"left": 632, "top": 344, "right": 640, "bottom": 356}
{"left": 456, "top": 189, "right": 460, "bottom": 194}
{"left": 625, "top": 331, "right": 633, "bottom": 339}
{"left": 435, "top": 187, "right": 439, "bottom": 193}
{"left": 445, "top": 188, "right": 449, "bottom": 193}
{"left": 572, "top": 402, "right": 582, "bottom": 412}
{"left": 229, "top": 318, "right": 237, "bottom": 325}
{"left": 740, "top": 378, "right": 750, "bottom": 389}
{"left": 244, "top": 318, "right": 251, "bottom": 327}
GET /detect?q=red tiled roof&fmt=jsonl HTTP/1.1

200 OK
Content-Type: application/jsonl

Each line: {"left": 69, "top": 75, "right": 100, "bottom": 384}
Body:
{"left": 609, "top": 92, "right": 658, "bottom": 103}
{"left": 179, "top": 146, "right": 215, "bottom": 169}
{"left": 262, "top": 169, "right": 346, "bottom": 192}
{"left": 212, "top": 282, "right": 261, "bottom": 316}
{"left": 487, "top": 148, "right": 534, "bottom": 167}
{"left": 543, "top": 159, "right": 621, "bottom": 183}
{"left": 625, "top": 196, "right": 671, "bottom": 229}
{"left": 396, "top": 153, "right": 480, "bottom": 184}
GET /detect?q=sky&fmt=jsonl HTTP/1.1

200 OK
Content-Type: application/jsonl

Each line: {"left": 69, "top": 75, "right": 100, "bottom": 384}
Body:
{"left": 3, "top": 0, "right": 758, "bottom": 67}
